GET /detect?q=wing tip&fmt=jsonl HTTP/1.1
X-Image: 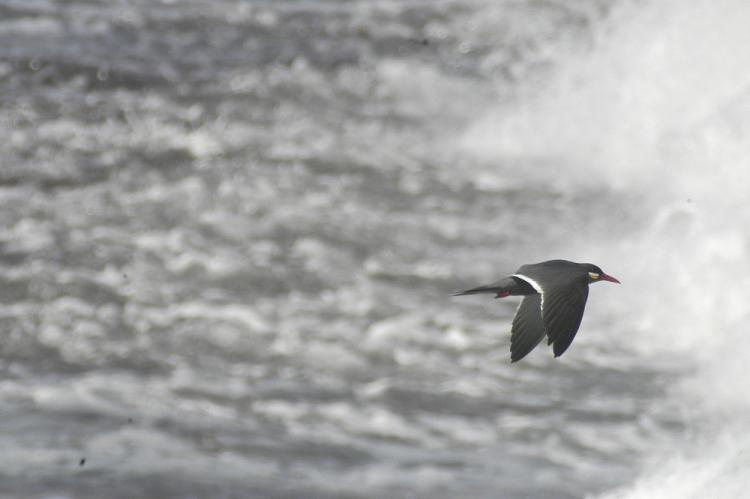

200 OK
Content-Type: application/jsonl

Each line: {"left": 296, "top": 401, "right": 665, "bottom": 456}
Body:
{"left": 510, "top": 346, "right": 532, "bottom": 363}
{"left": 552, "top": 343, "right": 571, "bottom": 358}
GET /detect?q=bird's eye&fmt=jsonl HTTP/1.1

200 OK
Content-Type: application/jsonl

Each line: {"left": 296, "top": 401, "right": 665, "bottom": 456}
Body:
{"left": 588, "top": 272, "right": 600, "bottom": 280}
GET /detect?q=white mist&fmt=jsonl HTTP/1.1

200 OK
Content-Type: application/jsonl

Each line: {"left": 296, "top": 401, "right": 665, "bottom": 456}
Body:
{"left": 463, "top": 1, "right": 750, "bottom": 497}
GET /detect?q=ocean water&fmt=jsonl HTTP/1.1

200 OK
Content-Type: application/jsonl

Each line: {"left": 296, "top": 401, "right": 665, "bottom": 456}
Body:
{"left": 1, "top": 0, "right": 749, "bottom": 498}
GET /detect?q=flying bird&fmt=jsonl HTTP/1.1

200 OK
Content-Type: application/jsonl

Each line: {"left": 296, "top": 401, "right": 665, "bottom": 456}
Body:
{"left": 453, "top": 260, "right": 620, "bottom": 362}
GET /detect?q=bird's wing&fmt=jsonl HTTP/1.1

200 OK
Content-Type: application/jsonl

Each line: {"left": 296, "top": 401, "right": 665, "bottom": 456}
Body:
{"left": 510, "top": 293, "right": 546, "bottom": 362}
{"left": 513, "top": 268, "right": 590, "bottom": 358}
{"left": 541, "top": 282, "right": 589, "bottom": 357}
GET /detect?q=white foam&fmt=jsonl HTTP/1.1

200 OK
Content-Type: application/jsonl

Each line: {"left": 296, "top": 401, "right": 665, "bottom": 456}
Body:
{"left": 462, "top": 1, "right": 750, "bottom": 496}
{"left": 463, "top": 0, "right": 750, "bottom": 194}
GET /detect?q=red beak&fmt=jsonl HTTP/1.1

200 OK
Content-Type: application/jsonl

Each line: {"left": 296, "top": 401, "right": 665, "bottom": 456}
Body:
{"left": 600, "top": 273, "right": 620, "bottom": 284}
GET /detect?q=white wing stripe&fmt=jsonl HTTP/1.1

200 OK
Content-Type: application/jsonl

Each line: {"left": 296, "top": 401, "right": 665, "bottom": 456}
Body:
{"left": 512, "top": 273, "right": 543, "bottom": 293}
{"left": 512, "top": 273, "right": 545, "bottom": 313}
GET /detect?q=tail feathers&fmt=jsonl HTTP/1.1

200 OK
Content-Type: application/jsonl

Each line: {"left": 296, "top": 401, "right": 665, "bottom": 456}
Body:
{"left": 452, "top": 286, "right": 504, "bottom": 296}
{"left": 453, "top": 276, "right": 521, "bottom": 297}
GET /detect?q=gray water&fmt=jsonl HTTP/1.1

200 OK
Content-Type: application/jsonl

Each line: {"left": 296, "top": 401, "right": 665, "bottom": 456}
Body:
{"left": 2, "top": 0, "right": 750, "bottom": 498}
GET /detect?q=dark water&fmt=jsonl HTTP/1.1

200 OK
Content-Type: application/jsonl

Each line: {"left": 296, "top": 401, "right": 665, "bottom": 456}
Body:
{"left": 2, "top": 1, "right": 750, "bottom": 498}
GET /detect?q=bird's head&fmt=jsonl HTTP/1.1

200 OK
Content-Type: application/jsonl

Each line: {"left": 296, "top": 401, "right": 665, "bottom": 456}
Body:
{"left": 583, "top": 263, "right": 620, "bottom": 284}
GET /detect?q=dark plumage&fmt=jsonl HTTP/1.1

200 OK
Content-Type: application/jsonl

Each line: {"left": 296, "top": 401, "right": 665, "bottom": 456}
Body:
{"left": 453, "top": 260, "right": 620, "bottom": 362}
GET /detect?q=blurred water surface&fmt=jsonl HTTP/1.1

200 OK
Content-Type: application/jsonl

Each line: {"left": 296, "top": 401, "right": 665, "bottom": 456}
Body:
{"left": 1, "top": 0, "right": 750, "bottom": 498}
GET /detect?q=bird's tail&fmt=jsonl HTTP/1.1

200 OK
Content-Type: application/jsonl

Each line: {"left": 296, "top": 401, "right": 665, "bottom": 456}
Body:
{"left": 451, "top": 285, "right": 504, "bottom": 296}
{"left": 452, "top": 276, "right": 520, "bottom": 298}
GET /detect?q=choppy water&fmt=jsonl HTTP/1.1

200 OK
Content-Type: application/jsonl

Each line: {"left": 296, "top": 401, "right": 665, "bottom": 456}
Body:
{"left": 2, "top": 0, "right": 750, "bottom": 498}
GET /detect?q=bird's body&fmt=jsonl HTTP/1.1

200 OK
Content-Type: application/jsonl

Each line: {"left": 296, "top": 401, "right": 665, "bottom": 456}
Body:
{"left": 453, "top": 260, "right": 619, "bottom": 362}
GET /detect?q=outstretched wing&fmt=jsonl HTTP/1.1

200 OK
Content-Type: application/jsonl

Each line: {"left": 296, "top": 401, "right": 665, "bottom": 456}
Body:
{"left": 510, "top": 293, "right": 546, "bottom": 362}
{"left": 542, "top": 282, "right": 589, "bottom": 357}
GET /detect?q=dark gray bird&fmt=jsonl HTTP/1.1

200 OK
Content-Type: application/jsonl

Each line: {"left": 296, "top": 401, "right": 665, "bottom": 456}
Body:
{"left": 453, "top": 260, "right": 620, "bottom": 362}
